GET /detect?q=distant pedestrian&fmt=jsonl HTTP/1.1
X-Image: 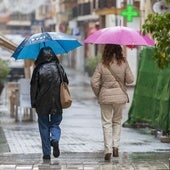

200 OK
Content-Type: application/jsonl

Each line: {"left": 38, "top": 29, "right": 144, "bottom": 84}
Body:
{"left": 91, "top": 44, "right": 134, "bottom": 161}
{"left": 30, "top": 47, "right": 68, "bottom": 161}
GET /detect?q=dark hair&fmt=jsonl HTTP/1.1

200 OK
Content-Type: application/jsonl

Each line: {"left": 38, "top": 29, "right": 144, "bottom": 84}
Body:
{"left": 102, "top": 44, "right": 125, "bottom": 66}
{"left": 35, "top": 46, "right": 59, "bottom": 66}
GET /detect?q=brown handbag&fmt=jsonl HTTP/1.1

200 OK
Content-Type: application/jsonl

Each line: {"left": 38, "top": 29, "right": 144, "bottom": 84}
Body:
{"left": 60, "top": 82, "right": 72, "bottom": 108}
{"left": 57, "top": 64, "right": 72, "bottom": 109}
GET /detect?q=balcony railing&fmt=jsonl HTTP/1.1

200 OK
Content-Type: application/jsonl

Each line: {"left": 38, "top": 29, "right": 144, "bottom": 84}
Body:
{"left": 93, "top": 0, "right": 116, "bottom": 9}
{"left": 72, "top": 2, "right": 91, "bottom": 18}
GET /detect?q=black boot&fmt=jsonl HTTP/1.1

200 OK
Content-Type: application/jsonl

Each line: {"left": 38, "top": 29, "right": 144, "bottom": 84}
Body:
{"left": 43, "top": 155, "right": 51, "bottom": 163}
{"left": 43, "top": 155, "right": 51, "bottom": 160}
{"left": 51, "top": 140, "right": 60, "bottom": 158}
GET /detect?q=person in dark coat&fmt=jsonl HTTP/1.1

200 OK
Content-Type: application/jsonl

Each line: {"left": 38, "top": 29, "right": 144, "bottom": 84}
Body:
{"left": 30, "top": 46, "right": 68, "bottom": 161}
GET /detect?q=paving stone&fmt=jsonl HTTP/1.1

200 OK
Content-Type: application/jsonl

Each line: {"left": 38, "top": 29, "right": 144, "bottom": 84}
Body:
{"left": 15, "top": 165, "right": 33, "bottom": 170}
{"left": 0, "top": 164, "right": 16, "bottom": 170}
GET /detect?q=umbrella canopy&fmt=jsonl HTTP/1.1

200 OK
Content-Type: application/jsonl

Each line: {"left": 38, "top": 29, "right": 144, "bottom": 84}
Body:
{"left": 84, "top": 26, "right": 154, "bottom": 47}
{"left": 11, "top": 32, "right": 82, "bottom": 60}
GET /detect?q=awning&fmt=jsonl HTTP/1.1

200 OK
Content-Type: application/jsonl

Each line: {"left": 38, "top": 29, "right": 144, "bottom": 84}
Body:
{"left": 0, "top": 35, "right": 17, "bottom": 51}
{"left": 0, "top": 35, "right": 33, "bottom": 79}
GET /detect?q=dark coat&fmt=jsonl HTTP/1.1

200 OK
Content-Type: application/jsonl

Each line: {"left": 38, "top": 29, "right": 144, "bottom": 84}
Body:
{"left": 30, "top": 47, "right": 68, "bottom": 115}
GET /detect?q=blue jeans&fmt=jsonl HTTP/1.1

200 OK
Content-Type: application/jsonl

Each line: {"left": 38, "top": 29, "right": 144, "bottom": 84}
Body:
{"left": 37, "top": 113, "right": 62, "bottom": 156}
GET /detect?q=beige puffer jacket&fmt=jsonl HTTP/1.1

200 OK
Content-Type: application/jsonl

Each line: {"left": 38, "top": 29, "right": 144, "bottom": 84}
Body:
{"left": 91, "top": 60, "right": 134, "bottom": 104}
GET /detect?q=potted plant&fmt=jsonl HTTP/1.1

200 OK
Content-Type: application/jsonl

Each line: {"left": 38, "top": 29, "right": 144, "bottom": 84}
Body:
{"left": 0, "top": 59, "right": 10, "bottom": 95}
{"left": 85, "top": 55, "right": 101, "bottom": 77}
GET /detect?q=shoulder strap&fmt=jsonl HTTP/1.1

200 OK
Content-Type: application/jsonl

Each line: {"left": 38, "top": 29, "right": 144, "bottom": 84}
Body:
{"left": 56, "top": 63, "right": 64, "bottom": 82}
{"left": 107, "top": 66, "right": 129, "bottom": 102}
{"left": 107, "top": 66, "right": 120, "bottom": 83}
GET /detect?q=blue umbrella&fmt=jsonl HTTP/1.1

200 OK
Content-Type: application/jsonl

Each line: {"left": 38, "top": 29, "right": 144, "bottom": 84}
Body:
{"left": 11, "top": 32, "right": 82, "bottom": 59}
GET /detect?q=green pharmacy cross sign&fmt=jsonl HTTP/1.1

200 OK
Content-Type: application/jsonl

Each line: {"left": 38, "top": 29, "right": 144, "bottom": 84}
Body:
{"left": 121, "top": 4, "right": 139, "bottom": 22}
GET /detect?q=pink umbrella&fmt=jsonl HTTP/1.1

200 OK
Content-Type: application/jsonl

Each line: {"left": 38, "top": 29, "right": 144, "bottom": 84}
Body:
{"left": 139, "top": 32, "right": 155, "bottom": 46}
{"left": 84, "top": 26, "right": 155, "bottom": 47}
{"left": 126, "top": 31, "right": 155, "bottom": 49}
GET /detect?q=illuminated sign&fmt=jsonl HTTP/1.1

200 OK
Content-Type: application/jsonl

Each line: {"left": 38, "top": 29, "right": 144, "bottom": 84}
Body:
{"left": 121, "top": 4, "right": 139, "bottom": 22}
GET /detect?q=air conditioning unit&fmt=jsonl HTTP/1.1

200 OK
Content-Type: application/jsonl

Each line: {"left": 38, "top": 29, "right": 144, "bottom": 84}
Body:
{"left": 152, "top": 0, "right": 170, "bottom": 13}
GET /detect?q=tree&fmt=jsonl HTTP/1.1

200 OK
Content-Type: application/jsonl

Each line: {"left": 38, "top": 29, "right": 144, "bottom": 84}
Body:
{"left": 142, "top": 13, "right": 170, "bottom": 68}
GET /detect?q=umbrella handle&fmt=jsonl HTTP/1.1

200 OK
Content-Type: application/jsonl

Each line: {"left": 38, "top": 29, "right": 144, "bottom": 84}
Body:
{"left": 41, "top": 27, "right": 46, "bottom": 47}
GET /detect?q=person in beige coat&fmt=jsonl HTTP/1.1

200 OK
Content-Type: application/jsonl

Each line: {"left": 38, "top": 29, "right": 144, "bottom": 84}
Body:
{"left": 91, "top": 44, "right": 134, "bottom": 161}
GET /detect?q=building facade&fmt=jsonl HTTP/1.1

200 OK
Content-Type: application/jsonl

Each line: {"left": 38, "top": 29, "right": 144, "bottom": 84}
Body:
{"left": 0, "top": 0, "right": 162, "bottom": 77}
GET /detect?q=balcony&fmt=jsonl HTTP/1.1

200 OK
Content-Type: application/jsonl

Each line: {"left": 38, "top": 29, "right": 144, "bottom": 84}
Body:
{"left": 93, "top": 0, "right": 116, "bottom": 9}
{"left": 72, "top": 2, "right": 91, "bottom": 18}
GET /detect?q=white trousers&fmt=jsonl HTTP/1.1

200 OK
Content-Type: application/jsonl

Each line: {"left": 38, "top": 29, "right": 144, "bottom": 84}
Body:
{"left": 100, "top": 103, "right": 125, "bottom": 154}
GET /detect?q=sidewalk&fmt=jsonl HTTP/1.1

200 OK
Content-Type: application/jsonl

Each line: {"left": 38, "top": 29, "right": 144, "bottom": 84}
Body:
{"left": 0, "top": 67, "right": 169, "bottom": 170}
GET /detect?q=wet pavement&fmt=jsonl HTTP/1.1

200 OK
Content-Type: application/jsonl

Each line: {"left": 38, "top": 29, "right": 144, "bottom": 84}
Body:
{"left": 0, "top": 67, "right": 169, "bottom": 170}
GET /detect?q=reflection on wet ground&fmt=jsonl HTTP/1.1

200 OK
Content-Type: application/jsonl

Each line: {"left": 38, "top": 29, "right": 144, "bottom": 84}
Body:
{"left": 0, "top": 152, "right": 169, "bottom": 169}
